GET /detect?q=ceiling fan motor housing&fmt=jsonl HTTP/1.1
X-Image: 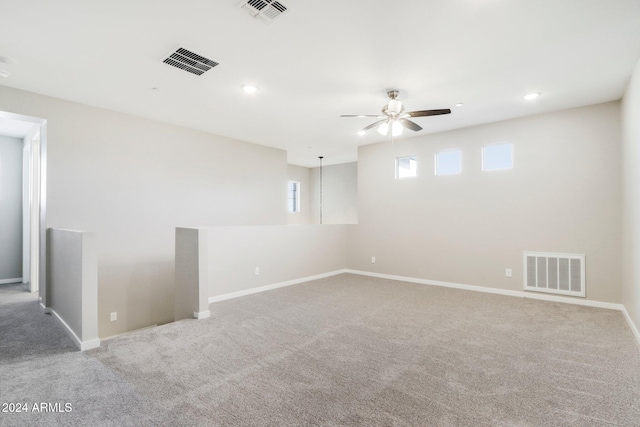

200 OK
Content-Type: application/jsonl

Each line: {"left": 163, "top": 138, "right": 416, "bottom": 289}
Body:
{"left": 387, "top": 99, "right": 403, "bottom": 115}
{"left": 384, "top": 90, "right": 403, "bottom": 116}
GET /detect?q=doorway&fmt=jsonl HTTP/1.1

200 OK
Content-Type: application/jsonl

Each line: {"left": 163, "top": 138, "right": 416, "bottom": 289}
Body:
{"left": 0, "top": 111, "right": 47, "bottom": 301}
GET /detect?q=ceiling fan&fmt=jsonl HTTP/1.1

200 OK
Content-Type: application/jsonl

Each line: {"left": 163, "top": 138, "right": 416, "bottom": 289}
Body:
{"left": 341, "top": 90, "right": 451, "bottom": 136}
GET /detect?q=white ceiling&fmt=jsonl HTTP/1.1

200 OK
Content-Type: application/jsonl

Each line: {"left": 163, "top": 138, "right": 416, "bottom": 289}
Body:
{"left": 0, "top": 0, "right": 639, "bottom": 166}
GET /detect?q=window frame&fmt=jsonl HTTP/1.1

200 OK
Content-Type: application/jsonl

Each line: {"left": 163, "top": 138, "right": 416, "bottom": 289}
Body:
{"left": 287, "top": 180, "right": 300, "bottom": 213}
{"left": 395, "top": 155, "right": 418, "bottom": 179}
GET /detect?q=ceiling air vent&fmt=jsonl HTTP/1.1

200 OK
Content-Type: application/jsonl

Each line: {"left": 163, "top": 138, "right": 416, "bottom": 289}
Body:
{"left": 163, "top": 47, "right": 219, "bottom": 76}
{"left": 239, "top": 0, "right": 288, "bottom": 24}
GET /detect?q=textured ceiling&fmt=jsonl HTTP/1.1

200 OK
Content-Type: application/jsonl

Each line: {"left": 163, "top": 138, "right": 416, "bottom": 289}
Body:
{"left": 1, "top": 0, "right": 639, "bottom": 166}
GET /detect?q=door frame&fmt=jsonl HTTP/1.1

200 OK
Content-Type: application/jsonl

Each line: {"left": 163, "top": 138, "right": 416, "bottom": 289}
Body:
{"left": 0, "top": 110, "right": 47, "bottom": 302}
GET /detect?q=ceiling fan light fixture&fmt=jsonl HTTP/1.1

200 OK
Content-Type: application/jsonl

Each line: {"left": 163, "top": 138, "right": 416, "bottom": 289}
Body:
{"left": 392, "top": 120, "right": 403, "bottom": 136}
{"left": 341, "top": 89, "right": 451, "bottom": 138}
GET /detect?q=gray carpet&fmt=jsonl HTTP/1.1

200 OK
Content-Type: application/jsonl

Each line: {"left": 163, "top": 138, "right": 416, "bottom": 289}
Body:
{"left": 2, "top": 274, "right": 640, "bottom": 426}
{"left": 0, "top": 282, "right": 170, "bottom": 427}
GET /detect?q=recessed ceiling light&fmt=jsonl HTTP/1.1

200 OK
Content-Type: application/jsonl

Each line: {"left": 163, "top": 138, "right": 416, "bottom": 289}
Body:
{"left": 242, "top": 85, "right": 258, "bottom": 94}
{"left": 357, "top": 130, "right": 366, "bottom": 136}
{"left": 455, "top": 103, "right": 464, "bottom": 107}
{"left": 523, "top": 92, "right": 541, "bottom": 101}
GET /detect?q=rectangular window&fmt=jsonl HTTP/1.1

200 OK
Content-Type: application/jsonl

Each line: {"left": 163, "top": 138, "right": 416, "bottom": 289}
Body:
{"left": 396, "top": 156, "right": 417, "bottom": 179}
{"left": 435, "top": 150, "right": 462, "bottom": 175}
{"left": 287, "top": 181, "right": 300, "bottom": 213}
{"left": 483, "top": 142, "right": 513, "bottom": 171}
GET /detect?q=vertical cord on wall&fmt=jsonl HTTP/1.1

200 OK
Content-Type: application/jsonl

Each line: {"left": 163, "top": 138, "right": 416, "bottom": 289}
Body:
{"left": 391, "top": 131, "right": 396, "bottom": 153}
{"left": 319, "top": 156, "right": 323, "bottom": 225}
{"left": 391, "top": 130, "right": 397, "bottom": 175}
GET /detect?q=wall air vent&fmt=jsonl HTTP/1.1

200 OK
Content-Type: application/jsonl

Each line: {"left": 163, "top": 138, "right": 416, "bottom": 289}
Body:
{"left": 524, "top": 252, "right": 585, "bottom": 297}
{"left": 239, "top": 0, "right": 288, "bottom": 24}
{"left": 163, "top": 48, "right": 219, "bottom": 76}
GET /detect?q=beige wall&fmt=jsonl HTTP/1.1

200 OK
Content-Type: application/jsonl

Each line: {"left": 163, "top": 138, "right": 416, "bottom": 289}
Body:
{"left": 0, "top": 86, "right": 288, "bottom": 338}
{"left": 310, "top": 162, "right": 358, "bottom": 224}
{"left": 205, "top": 225, "right": 349, "bottom": 298}
{"left": 348, "top": 102, "right": 622, "bottom": 303}
{"left": 287, "top": 164, "right": 312, "bottom": 224}
{"left": 622, "top": 58, "right": 640, "bottom": 332}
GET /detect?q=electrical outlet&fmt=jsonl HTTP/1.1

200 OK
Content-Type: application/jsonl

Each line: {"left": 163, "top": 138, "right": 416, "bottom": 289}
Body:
{"left": 371, "top": 256, "right": 376, "bottom": 264}
{"left": 505, "top": 268, "right": 513, "bottom": 278}
{"left": 255, "top": 267, "right": 260, "bottom": 276}
{"left": 110, "top": 312, "right": 117, "bottom": 322}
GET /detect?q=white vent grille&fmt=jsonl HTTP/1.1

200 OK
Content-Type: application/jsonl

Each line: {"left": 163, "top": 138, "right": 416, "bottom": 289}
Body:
{"left": 524, "top": 252, "right": 585, "bottom": 297}
{"left": 163, "top": 47, "right": 219, "bottom": 76}
{"left": 239, "top": 0, "right": 288, "bottom": 24}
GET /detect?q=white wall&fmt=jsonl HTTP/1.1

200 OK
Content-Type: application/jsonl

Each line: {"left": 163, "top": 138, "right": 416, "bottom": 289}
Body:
{"left": 310, "top": 162, "right": 358, "bottom": 224}
{"left": 348, "top": 102, "right": 622, "bottom": 304}
{"left": 622, "top": 58, "right": 640, "bottom": 336}
{"left": 0, "top": 135, "right": 23, "bottom": 282}
{"left": 287, "top": 164, "right": 312, "bottom": 224}
{"left": 0, "top": 85, "right": 288, "bottom": 338}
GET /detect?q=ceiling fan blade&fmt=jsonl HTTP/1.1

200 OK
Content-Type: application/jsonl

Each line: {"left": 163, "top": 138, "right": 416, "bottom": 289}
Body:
{"left": 340, "top": 114, "right": 385, "bottom": 118}
{"left": 399, "top": 118, "right": 422, "bottom": 132}
{"left": 361, "top": 119, "right": 386, "bottom": 132}
{"left": 407, "top": 109, "right": 451, "bottom": 117}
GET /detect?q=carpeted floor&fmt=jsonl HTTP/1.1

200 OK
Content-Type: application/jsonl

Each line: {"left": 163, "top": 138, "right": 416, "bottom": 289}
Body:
{"left": 0, "top": 282, "right": 169, "bottom": 427}
{"left": 1, "top": 274, "right": 639, "bottom": 426}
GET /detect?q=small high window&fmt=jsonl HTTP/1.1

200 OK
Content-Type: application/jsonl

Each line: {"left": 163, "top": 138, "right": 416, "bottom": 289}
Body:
{"left": 396, "top": 156, "right": 417, "bottom": 179}
{"left": 483, "top": 142, "right": 513, "bottom": 171}
{"left": 288, "top": 181, "right": 300, "bottom": 213}
{"left": 435, "top": 150, "right": 462, "bottom": 175}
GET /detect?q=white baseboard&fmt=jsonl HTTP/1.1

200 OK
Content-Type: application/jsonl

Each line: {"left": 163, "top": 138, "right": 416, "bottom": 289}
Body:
{"left": 49, "top": 309, "right": 101, "bottom": 351}
{"left": 208, "top": 269, "right": 347, "bottom": 304}
{"left": 39, "top": 299, "right": 51, "bottom": 314}
{"left": 621, "top": 306, "right": 640, "bottom": 349}
{"left": 0, "top": 277, "right": 22, "bottom": 285}
{"left": 345, "top": 269, "right": 624, "bottom": 311}
{"left": 194, "top": 310, "right": 211, "bottom": 319}
{"left": 101, "top": 325, "right": 157, "bottom": 342}
{"left": 78, "top": 338, "right": 101, "bottom": 351}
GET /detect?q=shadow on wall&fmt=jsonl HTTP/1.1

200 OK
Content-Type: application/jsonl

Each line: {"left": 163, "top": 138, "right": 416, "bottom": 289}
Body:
{"left": 100, "top": 260, "right": 174, "bottom": 338}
